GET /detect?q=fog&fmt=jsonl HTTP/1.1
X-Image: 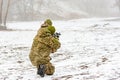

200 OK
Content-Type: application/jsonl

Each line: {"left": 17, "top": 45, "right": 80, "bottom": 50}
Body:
{"left": 1, "top": 0, "right": 120, "bottom": 79}
{"left": 1, "top": 0, "right": 120, "bottom": 21}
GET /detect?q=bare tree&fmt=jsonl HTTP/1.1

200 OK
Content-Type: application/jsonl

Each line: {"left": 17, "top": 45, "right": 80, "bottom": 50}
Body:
{"left": 0, "top": 0, "right": 10, "bottom": 30}
{"left": 4, "top": 0, "right": 10, "bottom": 26}
{"left": 0, "top": 0, "right": 3, "bottom": 25}
{"left": 116, "top": 0, "right": 120, "bottom": 12}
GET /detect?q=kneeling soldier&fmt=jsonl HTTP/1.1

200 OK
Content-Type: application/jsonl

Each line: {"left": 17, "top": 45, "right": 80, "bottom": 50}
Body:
{"left": 29, "top": 19, "right": 61, "bottom": 77}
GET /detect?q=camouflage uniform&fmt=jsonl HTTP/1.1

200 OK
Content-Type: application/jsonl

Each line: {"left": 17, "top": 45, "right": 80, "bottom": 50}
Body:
{"left": 29, "top": 19, "right": 61, "bottom": 75}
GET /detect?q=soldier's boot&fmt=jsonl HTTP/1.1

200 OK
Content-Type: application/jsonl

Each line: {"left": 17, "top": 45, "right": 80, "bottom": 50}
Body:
{"left": 37, "top": 64, "right": 46, "bottom": 77}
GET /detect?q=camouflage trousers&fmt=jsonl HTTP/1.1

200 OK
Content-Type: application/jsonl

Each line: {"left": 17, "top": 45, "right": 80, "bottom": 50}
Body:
{"left": 45, "top": 62, "right": 55, "bottom": 75}
{"left": 37, "top": 62, "right": 55, "bottom": 75}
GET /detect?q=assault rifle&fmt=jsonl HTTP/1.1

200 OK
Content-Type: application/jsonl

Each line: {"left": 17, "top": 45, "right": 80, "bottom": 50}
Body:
{"left": 53, "top": 32, "right": 61, "bottom": 38}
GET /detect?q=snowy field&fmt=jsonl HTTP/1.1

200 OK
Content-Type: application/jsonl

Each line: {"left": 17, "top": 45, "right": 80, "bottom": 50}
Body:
{"left": 0, "top": 18, "right": 120, "bottom": 80}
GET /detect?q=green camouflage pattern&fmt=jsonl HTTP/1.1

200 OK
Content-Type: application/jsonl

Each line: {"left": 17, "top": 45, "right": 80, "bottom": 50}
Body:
{"left": 48, "top": 25, "right": 56, "bottom": 35}
{"left": 44, "top": 19, "right": 52, "bottom": 26}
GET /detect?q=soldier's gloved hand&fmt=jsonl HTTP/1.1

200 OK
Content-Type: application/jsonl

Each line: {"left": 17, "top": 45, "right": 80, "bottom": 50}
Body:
{"left": 50, "top": 57, "right": 52, "bottom": 60}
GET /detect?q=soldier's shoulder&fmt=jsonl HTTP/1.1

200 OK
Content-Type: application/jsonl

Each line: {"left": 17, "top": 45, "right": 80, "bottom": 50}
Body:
{"left": 41, "top": 23, "right": 48, "bottom": 27}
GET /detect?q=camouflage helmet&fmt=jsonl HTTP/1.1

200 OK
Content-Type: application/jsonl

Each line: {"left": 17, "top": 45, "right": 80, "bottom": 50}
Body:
{"left": 47, "top": 25, "right": 56, "bottom": 35}
{"left": 45, "top": 19, "right": 52, "bottom": 26}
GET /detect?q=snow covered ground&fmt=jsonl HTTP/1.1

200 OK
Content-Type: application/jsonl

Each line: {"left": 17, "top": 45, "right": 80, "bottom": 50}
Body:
{"left": 0, "top": 18, "right": 120, "bottom": 80}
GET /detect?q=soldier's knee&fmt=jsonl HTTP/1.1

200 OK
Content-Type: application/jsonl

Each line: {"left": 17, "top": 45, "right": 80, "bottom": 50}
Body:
{"left": 45, "top": 63, "right": 55, "bottom": 75}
